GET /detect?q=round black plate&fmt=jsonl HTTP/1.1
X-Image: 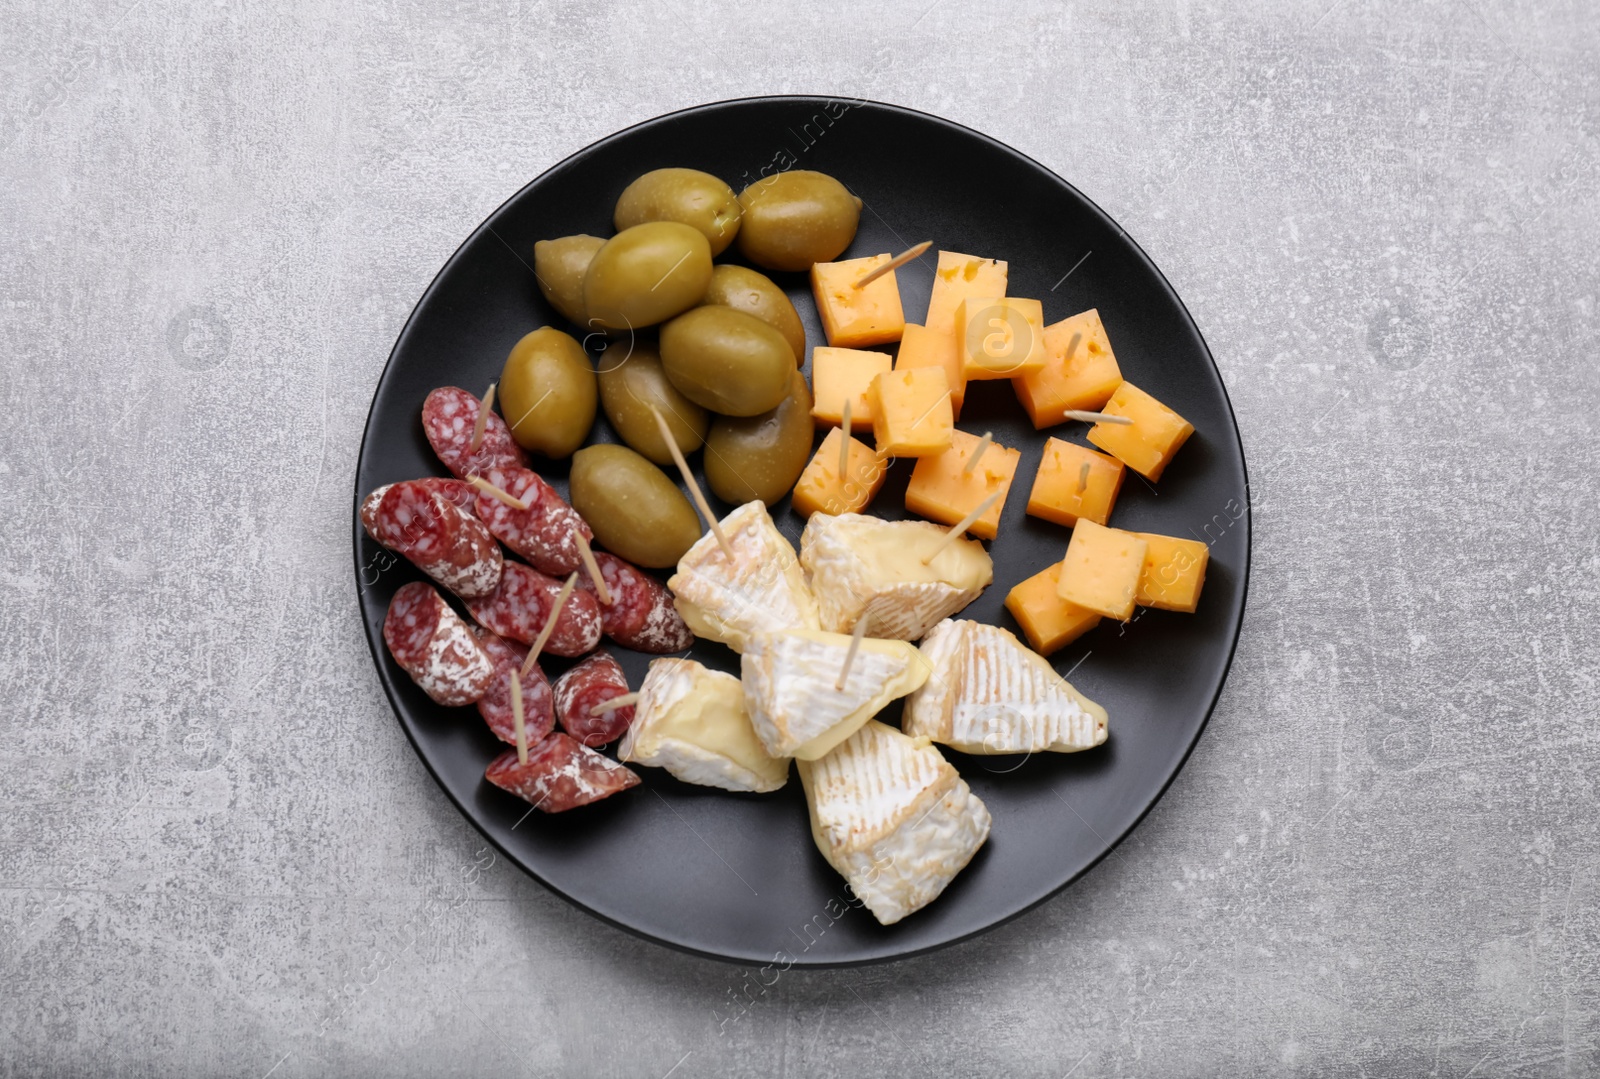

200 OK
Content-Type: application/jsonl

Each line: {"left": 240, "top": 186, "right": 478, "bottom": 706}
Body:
{"left": 354, "top": 97, "right": 1250, "bottom": 966}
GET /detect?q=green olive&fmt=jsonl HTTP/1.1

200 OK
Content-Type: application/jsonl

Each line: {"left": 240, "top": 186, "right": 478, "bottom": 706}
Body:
{"left": 499, "top": 327, "right": 596, "bottom": 458}
{"left": 704, "top": 368, "right": 815, "bottom": 506}
{"left": 702, "top": 265, "right": 806, "bottom": 363}
{"left": 533, "top": 234, "right": 604, "bottom": 326}
{"left": 596, "top": 339, "right": 709, "bottom": 466}
{"left": 614, "top": 168, "right": 741, "bottom": 257}
{"left": 735, "top": 170, "right": 862, "bottom": 272}
{"left": 584, "top": 222, "right": 713, "bottom": 331}
{"left": 569, "top": 443, "right": 702, "bottom": 568}
{"left": 658, "top": 306, "right": 795, "bottom": 417}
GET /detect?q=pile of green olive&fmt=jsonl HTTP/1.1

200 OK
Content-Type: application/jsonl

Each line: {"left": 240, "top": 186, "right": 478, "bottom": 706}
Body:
{"left": 494, "top": 166, "right": 862, "bottom": 568}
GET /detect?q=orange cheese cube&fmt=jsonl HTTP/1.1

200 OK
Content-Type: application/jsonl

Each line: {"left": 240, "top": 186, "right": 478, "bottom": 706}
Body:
{"left": 895, "top": 322, "right": 966, "bottom": 417}
{"left": 925, "top": 251, "right": 1008, "bottom": 335}
{"left": 1132, "top": 532, "right": 1209, "bottom": 613}
{"left": 792, "top": 428, "right": 887, "bottom": 517}
{"left": 1013, "top": 308, "right": 1124, "bottom": 428}
{"left": 810, "top": 347, "right": 892, "bottom": 430}
{"left": 1026, "top": 439, "right": 1125, "bottom": 528}
{"left": 956, "top": 297, "right": 1047, "bottom": 380}
{"left": 1086, "top": 382, "right": 1194, "bottom": 481}
{"left": 811, "top": 255, "right": 906, "bottom": 348}
{"left": 868, "top": 367, "right": 953, "bottom": 458}
{"left": 1056, "top": 520, "right": 1148, "bottom": 621}
{"left": 1005, "top": 562, "right": 1102, "bottom": 655}
{"left": 903, "top": 428, "right": 1020, "bottom": 541}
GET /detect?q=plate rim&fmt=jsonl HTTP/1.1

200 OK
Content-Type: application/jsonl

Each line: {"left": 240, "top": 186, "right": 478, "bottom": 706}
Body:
{"left": 353, "top": 94, "right": 1253, "bottom": 967}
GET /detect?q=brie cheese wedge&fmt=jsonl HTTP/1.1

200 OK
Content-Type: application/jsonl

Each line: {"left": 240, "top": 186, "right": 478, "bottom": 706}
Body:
{"left": 902, "top": 618, "right": 1108, "bottom": 754}
{"left": 619, "top": 658, "right": 789, "bottom": 793}
{"left": 741, "top": 629, "right": 929, "bottom": 760}
{"left": 799, "top": 513, "right": 993, "bottom": 640}
{"left": 668, "top": 501, "right": 820, "bottom": 653}
{"left": 798, "top": 720, "right": 991, "bottom": 925}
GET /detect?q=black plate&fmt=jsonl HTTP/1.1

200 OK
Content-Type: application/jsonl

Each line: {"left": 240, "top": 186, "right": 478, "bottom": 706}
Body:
{"left": 354, "top": 97, "right": 1250, "bottom": 966}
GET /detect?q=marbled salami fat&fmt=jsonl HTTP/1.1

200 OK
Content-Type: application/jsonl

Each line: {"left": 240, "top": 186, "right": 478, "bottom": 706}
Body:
{"left": 423, "top": 386, "right": 527, "bottom": 480}
{"left": 471, "top": 627, "right": 555, "bottom": 746}
{"left": 360, "top": 477, "right": 477, "bottom": 540}
{"left": 485, "top": 735, "right": 640, "bottom": 812}
{"left": 373, "top": 481, "right": 502, "bottom": 599}
{"left": 552, "top": 651, "right": 635, "bottom": 747}
{"left": 577, "top": 551, "right": 694, "bottom": 654}
{"left": 382, "top": 583, "right": 495, "bottom": 706}
{"left": 474, "top": 466, "right": 592, "bottom": 576}
{"left": 464, "top": 562, "right": 602, "bottom": 658}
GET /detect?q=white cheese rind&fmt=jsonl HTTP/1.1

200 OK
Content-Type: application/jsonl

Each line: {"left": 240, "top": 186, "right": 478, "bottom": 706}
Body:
{"left": 668, "top": 501, "right": 820, "bottom": 653}
{"left": 799, "top": 513, "right": 992, "bottom": 640}
{"left": 903, "top": 619, "right": 1108, "bottom": 754}
{"left": 798, "top": 720, "right": 991, "bottom": 925}
{"left": 619, "top": 658, "right": 789, "bottom": 793}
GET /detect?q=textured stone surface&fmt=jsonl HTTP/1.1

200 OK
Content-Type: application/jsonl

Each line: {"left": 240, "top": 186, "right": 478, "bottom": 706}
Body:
{"left": 3, "top": 0, "right": 1598, "bottom": 1074}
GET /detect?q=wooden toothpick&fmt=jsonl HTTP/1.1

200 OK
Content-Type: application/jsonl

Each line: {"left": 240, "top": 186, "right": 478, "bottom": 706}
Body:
{"left": 469, "top": 382, "right": 497, "bottom": 452}
{"left": 1063, "top": 409, "right": 1133, "bottom": 426}
{"left": 1062, "top": 332, "right": 1083, "bottom": 363}
{"left": 835, "top": 616, "right": 870, "bottom": 691}
{"left": 853, "top": 241, "right": 931, "bottom": 289}
{"left": 963, "top": 431, "right": 993, "bottom": 475}
{"left": 520, "top": 572, "right": 578, "bottom": 678}
{"left": 510, "top": 668, "right": 528, "bottom": 765}
{"left": 575, "top": 532, "right": 611, "bottom": 605}
{"left": 922, "top": 490, "right": 1003, "bottom": 564}
{"left": 650, "top": 406, "right": 734, "bottom": 560}
{"left": 469, "top": 474, "right": 530, "bottom": 511}
{"left": 589, "top": 691, "right": 641, "bottom": 717}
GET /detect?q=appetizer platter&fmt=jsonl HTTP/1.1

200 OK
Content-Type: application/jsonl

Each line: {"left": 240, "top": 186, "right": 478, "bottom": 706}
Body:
{"left": 354, "top": 98, "right": 1249, "bottom": 965}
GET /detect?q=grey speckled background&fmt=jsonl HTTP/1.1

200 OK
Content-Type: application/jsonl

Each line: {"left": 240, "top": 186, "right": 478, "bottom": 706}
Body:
{"left": 3, "top": 0, "right": 1598, "bottom": 1075}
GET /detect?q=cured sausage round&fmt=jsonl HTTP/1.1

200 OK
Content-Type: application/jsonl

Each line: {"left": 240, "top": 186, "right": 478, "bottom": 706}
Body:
{"left": 553, "top": 651, "right": 635, "bottom": 746}
{"left": 577, "top": 551, "right": 694, "bottom": 654}
{"left": 464, "top": 562, "right": 602, "bottom": 658}
{"left": 360, "top": 477, "right": 477, "bottom": 540}
{"left": 485, "top": 734, "right": 640, "bottom": 812}
{"left": 474, "top": 466, "right": 592, "bottom": 576}
{"left": 372, "top": 481, "right": 503, "bottom": 599}
{"left": 471, "top": 627, "right": 555, "bottom": 746}
{"left": 383, "top": 582, "right": 495, "bottom": 706}
{"left": 423, "top": 387, "right": 527, "bottom": 480}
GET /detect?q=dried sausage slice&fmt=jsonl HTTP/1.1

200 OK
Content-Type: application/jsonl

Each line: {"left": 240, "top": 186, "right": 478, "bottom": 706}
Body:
{"left": 553, "top": 651, "right": 635, "bottom": 746}
{"left": 474, "top": 466, "right": 592, "bottom": 576}
{"left": 360, "top": 478, "right": 477, "bottom": 539}
{"left": 464, "top": 562, "right": 602, "bottom": 658}
{"left": 577, "top": 551, "right": 694, "bottom": 654}
{"left": 423, "top": 387, "right": 527, "bottom": 479}
{"left": 485, "top": 734, "right": 640, "bottom": 812}
{"left": 372, "top": 482, "right": 502, "bottom": 599}
{"left": 471, "top": 628, "right": 555, "bottom": 746}
{"left": 382, "top": 582, "right": 495, "bottom": 706}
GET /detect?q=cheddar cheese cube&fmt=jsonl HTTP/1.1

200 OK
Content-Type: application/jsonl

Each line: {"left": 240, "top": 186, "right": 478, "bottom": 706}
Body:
{"left": 1013, "top": 308, "right": 1124, "bottom": 428}
{"left": 792, "top": 428, "right": 887, "bottom": 517}
{"left": 1086, "top": 382, "right": 1194, "bottom": 481}
{"left": 895, "top": 322, "right": 966, "bottom": 417}
{"left": 1005, "top": 562, "right": 1102, "bottom": 655}
{"left": 811, "top": 255, "right": 906, "bottom": 348}
{"left": 1026, "top": 439, "right": 1125, "bottom": 528}
{"left": 810, "top": 347, "right": 892, "bottom": 430}
{"left": 1131, "top": 532, "right": 1209, "bottom": 613}
{"left": 926, "top": 251, "right": 1008, "bottom": 335}
{"left": 1056, "top": 520, "right": 1148, "bottom": 621}
{"left": 903, "top": 428, "right": 1020, "bottom": 541}
{"left": 956, "top": 297, "right": 1047, "bottom": 380}
{"left": 868, "top": 367, "right": 953, "bottom": 458}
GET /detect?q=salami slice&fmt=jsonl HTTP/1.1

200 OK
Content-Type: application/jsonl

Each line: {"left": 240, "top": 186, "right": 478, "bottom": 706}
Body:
{"left": 372, "top": 481, "right": 502, "bottom": 599}
{"left": 423, "top": 387, "right": 527, "bottom": 480}
{"left": 464, "top": 562, "right": 602, "bottom": 658}
{"left": 485, "top": 735, "right": 640, "bottom": 812}
{"left": 474, "top": 466, "right": 592, "bottom": 576}
{"left": 576, "top": 551, "right": 695, "bottom": 654}
{"left": 383, "top": 582, "right": 495, "bottom": 706}
{"left": 553, "top": 651, "right": 635, "bottom": 746}
{"left": 471, "top": 627, "right": 555, "bottom": 746}
{"left": 360, "top": 478, "right": 477, "bottom": 540}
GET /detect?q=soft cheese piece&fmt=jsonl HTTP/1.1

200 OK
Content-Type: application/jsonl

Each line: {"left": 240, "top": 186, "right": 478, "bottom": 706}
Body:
{"left": 798, "top": 720, "right": 991, "bottom": 925}
{"left": 668, "top": 501, "right": 821, "bottom": 653}
{"left": 902, "top": 618, "right": 1108, "bottom": 754}
{"left": 799, "top": 513, "right": 993, "bottom": 640}
{"left": 741, "top": 629, "right": 930, "bottom": 760}
{"left": 619, "top": 658, "right": 790, "bottom": 792}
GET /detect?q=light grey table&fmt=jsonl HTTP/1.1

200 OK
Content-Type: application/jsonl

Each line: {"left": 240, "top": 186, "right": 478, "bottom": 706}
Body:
{"left": 4, "top": 1, "right": 1597, "bottom": 1075}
